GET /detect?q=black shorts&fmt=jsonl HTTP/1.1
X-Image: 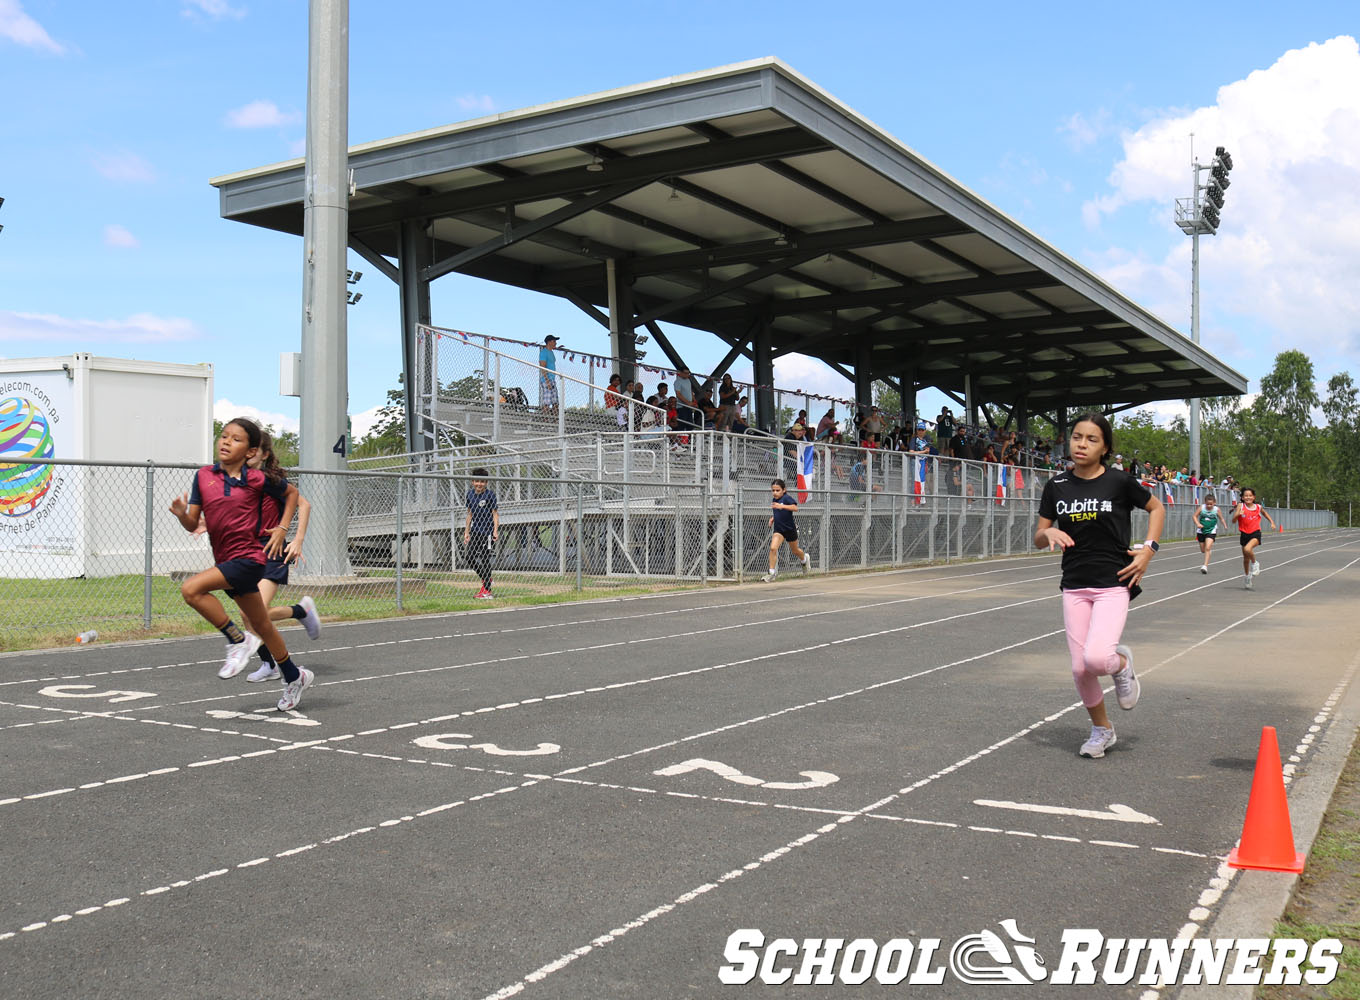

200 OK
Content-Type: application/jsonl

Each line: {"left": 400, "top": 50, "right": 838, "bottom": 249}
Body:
{"left": 262, "top": 556, "right": 290, "bottom": 586}
{"left": 217, "top": 558, "right": 265, "bottom": 597}
{"left": 1239, "top": 530, "right": 1262, "bottom": 547}
{"left": 1196, "top": 532, "right": 1216, "bottom": 543}
{"left": 774, "top": 528, "right": 798, "bottom": 543}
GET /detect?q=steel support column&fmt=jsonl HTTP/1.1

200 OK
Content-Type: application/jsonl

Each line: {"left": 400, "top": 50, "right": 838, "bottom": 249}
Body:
{"left": 606, "top": 259, "right": 636, "bottom": 384}
{"left": 399, "top": 219, "right": 432, "bottom": 456}
{"left": 854, "top": 344, "right": 873, "bottom": 411}
{"left": 299, "top": 0, "right": 350, "bottom": 576}
{"left": 753, "top": 321, "right": 775, "bottom": 433}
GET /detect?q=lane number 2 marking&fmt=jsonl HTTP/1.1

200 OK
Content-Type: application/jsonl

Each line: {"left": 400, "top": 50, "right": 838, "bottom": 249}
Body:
{"left": 653, "top": 758, "right": 839, "bottom": 789}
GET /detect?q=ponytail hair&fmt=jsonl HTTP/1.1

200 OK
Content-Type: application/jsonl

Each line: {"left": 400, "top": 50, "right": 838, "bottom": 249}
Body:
{"left": 255, "top": 428, "right": 287, "bottom": 485}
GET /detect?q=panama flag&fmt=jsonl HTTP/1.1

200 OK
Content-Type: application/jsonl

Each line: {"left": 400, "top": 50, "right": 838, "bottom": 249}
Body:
{"left": 1194, "top": 483, "right": 1203, "bottom": 504}
{"left": 913, "top": 456, "right": 927, "bottom": 504}
{"left": 796, "top": 442, "right": 815, "bottom": 503}
{"left": 1162, "top": 480, "right": 1175, "bottom": 505}
{"left": 995, "top": 464, "right": 1008, "bottom": 505}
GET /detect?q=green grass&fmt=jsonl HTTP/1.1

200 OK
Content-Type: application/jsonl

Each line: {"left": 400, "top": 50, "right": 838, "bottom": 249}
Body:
{"left": 1260, "top": 916, "right": 1360, "bottom": 999}
{"left": 0, "top": 573, "right": 703, "bottom": 652}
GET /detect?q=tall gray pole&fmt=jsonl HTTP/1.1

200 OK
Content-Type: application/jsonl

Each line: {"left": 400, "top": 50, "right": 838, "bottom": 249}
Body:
{"left": 1188, "top": 170, "right": 1202, "bottom": 477}
{"left": 299, "top": 0, "right": 350, "bottom": 576}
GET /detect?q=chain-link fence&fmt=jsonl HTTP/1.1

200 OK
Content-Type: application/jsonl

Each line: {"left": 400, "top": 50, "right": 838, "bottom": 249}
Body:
{"left": 0, "top": 456, "right": 1338, "bottom": 651}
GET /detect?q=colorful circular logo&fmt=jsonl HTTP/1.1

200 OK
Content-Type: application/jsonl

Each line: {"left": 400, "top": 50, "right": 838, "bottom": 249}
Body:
{"left": 0, "top": 396, "right": 56, "bottom": 517}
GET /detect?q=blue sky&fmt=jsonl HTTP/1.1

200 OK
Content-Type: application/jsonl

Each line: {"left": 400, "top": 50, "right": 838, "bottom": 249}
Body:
{"left": 3, "top": 1, "right": 1358, "bottom": 438}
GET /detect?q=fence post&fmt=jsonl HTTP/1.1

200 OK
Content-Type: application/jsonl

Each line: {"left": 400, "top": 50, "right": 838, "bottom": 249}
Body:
{"left": 575, "top": 486, "right": 584, "bottom": 591}
{"left": 144, "top": 462, "right": 155, "bottom": 629}
{"left": 734, "top": 490, "right": 744, "bottom": 583}
{"left": 700, "top": 484, "right": 709, "bottom": 586}
{"left": 395, "top": 475, "right": 404, "bottom": 611}
{"left": 492, "top": 355, "right": 502, "bottom": 441}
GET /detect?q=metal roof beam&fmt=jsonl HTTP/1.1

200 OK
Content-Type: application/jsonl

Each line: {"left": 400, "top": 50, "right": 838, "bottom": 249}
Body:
{"left": 545, "top": 215, "right": 972, "bottom": 286}
{"left": 349, "top": 234, "right": 400, "bottom": 284}
{"left": 348, "top": 127, "right": 829, "bottom": 233}
{"left": 636, "top": 249, "right": 824, "bottom": 326}
{"left": 422, "top": 178, "right": 652, "bottom": 282}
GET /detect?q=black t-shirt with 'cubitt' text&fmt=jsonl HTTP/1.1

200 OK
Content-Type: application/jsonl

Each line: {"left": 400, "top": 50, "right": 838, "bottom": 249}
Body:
{"left": 1039, "top": 468, "right": 1153, "bottom": 590}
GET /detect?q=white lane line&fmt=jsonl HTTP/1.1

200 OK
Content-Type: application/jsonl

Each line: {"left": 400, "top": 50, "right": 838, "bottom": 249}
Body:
{"left": 4, "top": 539, "right": 1348, "bottom": 810}
{"left": 475, "top": 549, "right": 1360, "bottom": 1000}
{"left": 2, "top": 542, "right": 1352, "bottom": 953}
{"left": 1135, "top": 643, "right": 1360, "bottom": 1000}
{"left": 0, "top": 778, "right": 543, "bottom": 944}
{"left": 0, "top": 533, "right": 1298, "bottom": 691}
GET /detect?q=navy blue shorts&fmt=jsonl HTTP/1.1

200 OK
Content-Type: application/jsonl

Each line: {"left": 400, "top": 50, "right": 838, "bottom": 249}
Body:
{"left": 774, "top": 528, "right": 798, "bottom": 543}
{"left": 217, "top": 558, "right": 265, "bottom": 597}
{"left": 262, "top": 556, "right": 289, "bottom": 586}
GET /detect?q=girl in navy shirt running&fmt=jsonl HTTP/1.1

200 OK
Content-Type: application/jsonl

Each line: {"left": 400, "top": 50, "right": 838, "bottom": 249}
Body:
{"left": 170, "top": 418, "right": 314, "bottom": 711}
{"left": 1035, "top": 413, "right": 1165, "bottom": 759}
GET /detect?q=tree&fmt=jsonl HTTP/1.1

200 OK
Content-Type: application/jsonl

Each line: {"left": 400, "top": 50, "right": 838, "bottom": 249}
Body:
{"left": 1258, "top": 350, "right": 1319, "bottom": 507}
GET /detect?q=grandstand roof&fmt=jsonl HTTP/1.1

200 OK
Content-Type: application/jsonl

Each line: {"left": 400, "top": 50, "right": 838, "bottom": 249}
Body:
{"left": 210, "top": 58, "right": 1246, "bottom": 412}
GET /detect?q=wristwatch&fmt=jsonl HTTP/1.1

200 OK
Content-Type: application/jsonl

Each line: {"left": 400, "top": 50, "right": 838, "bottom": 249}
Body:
{"left": 1144, "top": 539, "right": 1160, "bottom": 553}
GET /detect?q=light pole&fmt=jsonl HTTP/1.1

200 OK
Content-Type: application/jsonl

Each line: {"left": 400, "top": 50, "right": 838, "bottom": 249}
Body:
{"left": 1174, "top": 143, "right": 1233, "bottom": 478}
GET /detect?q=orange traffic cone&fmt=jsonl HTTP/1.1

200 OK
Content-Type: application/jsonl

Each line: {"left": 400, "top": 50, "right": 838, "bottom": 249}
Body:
{"left": 1226, "top": 726, "right": 1305, "bottom": 873}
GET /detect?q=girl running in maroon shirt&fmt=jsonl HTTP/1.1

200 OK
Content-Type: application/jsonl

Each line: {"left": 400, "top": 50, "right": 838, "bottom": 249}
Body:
{"left": 170, "top": 418, "right": 314, "bottom": 711}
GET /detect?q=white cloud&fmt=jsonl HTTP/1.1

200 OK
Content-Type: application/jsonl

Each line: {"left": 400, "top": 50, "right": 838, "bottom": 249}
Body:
{"left": 93, "top": 150, "right": 156, "bottom": 183}
{"left": 215, "top": 399, "right": 297, "bottom": 434}
{"left": 455, "top": 94, "right": 497, "bottom": 115}
{"left": 0, "top": 0, "right": 64, "bottom": 53}
{"left": 182, "top": 0, "right": 246, "bottom": 20}
{"left": 772, "top": 353, "right": 856, "bottom": 406}
{"left": 103, "top": 224, "right": 139, "bottom": 249}
{"left": 1083, "top": 36, "right": 1360, "bottom": 358}
{"left": 224, "top": 99, "right": 300, "bottom": 129}
{"left": 0, "top": 310, "right": 199, "bottom": 344}
{"left": 350, "top": 404, "right": 384, "bottom": 441}
{"left": 1058, "top": 108, "right": 1111, "bottom": 151}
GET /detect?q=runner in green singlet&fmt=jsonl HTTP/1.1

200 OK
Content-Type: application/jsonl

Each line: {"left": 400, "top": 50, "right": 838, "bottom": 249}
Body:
{"left": 1195, "top": 493, "right": 1221, "bottom": 574}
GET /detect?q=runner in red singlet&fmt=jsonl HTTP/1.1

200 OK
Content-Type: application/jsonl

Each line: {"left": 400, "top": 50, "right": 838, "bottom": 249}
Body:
{"left": 1230, "top": 487, "right": 1278, "bottom": 590}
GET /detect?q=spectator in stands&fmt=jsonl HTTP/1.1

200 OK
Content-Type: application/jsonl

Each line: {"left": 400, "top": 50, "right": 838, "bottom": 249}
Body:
{"left": 646, "top": 382, "right": 669, "bottom": 409}
{"left": 631, "top": 382, "right": 646, "bottom": 429}
{"left": 980, "top": 442, "right": 998, "bottom": 464}
{"left": 815, "top": 407, "right": 836, "bottom": 441}
{"left": 673, "top": 365, "right": 699, "bottom": 429}
{"left": 731, "top": 397, "right": 751, "bottom": 434}
{"left": 696, "top": 380, "right": 718, "bottom": 429}
{"left": 936, "top": 408, "right": 956, "bottom": 456}
{"left": 538, "top": 335, "right": 561, "bottom": 412}
{"left": 603, "top": 373, "right": 624, "bottom": 410}
{"left": 794, "top": 409, "right": 809, "bottom": 431}
{"left": 1112, "top": 453, "right": 1125, "bottom": 471}
{"left": 615, "top": 381, "right": 634, "bottom": 428}
{"left": 911, "top": 421, "right": 932, "bottom": 453}
{"left": 783, "top": 422, "right": 807, "bottom": 459}
{"left": 717, "top": 374, "right": 740, "bottom": 432}
{"left": 862, "top": 406, "right": 885, "bottom": 446}
{"left": 949, "top": 424, "right": 968, "bottom": 461}
{"left": 848, "top": 451, "right": 884, "bottom": 496}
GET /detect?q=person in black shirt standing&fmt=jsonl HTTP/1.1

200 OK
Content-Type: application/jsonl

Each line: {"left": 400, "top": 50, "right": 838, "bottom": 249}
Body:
{"left": 1036, "top": 413, "right": 1165, "bottom": 759}
{"left": 464, "top": 467, "right": 500, "bottom": 599}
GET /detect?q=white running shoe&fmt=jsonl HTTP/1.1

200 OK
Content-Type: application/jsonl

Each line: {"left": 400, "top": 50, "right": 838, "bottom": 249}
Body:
{"left": 219, "top": 632, "right": 261, "bottom": 679}
{"left": 1252, "top": 559, "right": 1261, "bottom": 576}
{"left": 298, "top": 595, "right": 321, "bottom": 640}
{"left": 1200, "top": 565, "right": 1208, "bottom": 574}
{"left": 1112, "top": 644, "right": 1139, "bottom": 710}
{"left": 1079, "top": 725, "right": 1117, "bottom": 758}
{"left": 247, "top": 661, "right": 280, "bottom": 683}
{"left": 801, "top": 553, "right": 811, "bottom": 575}
{"left": 760, "top": 572, "right": 776, "bottom": 583}
{"left": 1245, "top": 574, "right": 1254, "bottom": 590}
{"left": 277, "top": 666, "right": 314, "bottom": 711}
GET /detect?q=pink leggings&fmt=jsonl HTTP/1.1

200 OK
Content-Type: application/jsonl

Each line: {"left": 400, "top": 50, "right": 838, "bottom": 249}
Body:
{"left": 1062, "top": 587, "right": 1130, "bottom": 708}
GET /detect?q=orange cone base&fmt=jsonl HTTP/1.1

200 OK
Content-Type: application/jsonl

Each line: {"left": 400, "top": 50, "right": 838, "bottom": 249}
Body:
{"left": 1226, "top": 846, "right": 1305, "bottom": 873}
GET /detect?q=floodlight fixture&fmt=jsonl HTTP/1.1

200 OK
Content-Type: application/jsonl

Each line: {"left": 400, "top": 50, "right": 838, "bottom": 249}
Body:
{"left": 1204, "top": 182, "right": 1225, "bottom": 210}
{"left": 346, "top": 291, "right": 363, "bottom": 305}
{"left": 346, "top": 269, "right": 363, "bottom": 284}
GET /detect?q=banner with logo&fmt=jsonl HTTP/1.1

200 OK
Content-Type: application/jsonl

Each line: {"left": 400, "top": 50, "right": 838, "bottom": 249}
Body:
{"left": 0, "top": 374, "right": 84, "bottom": 577}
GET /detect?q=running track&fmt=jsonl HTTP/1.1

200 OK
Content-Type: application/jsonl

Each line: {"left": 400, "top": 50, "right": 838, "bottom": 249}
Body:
{"left": 2, "top": 529, "right": 1359, "bottom": 999}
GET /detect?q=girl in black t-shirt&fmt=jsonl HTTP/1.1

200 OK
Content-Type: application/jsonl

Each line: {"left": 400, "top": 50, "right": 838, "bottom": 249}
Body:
{"left": 1035, "top": 413, "right": 1165, "bottom": 759}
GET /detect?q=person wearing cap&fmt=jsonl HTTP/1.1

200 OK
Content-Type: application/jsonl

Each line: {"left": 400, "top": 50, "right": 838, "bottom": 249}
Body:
{"left": 782, "top": 421, "right": 807, "bottom": 460}
{"left": 538, "top": 335, "right": 560, "bottom": 413}
{"left": 1112, "top": 453, "right": 1124, "bottom": 471}
{"left": 911, "top": 420, "right": 931, "bottom": 453}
